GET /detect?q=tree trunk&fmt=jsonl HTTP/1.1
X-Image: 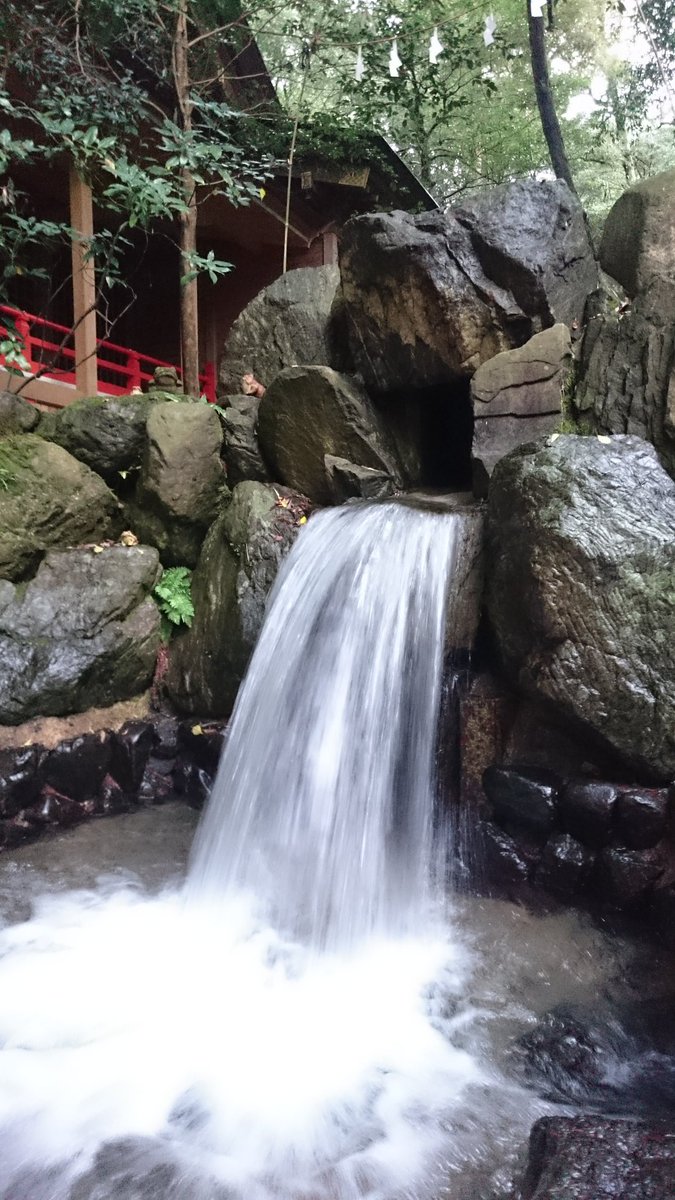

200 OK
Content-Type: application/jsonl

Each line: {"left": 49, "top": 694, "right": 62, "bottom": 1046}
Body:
{"left": 527, "top": 2, "right": 577, "bottom": 195}
{"left": 174, "top": 0, "right": 200, "bottom": 397}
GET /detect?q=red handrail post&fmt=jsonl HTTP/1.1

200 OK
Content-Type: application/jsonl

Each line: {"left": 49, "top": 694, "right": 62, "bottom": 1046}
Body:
{"left": 127, "top": 352, "right": 142, "bottom": 392}
{"left": 201, "top": 360, "right": 217, "bottom": 404}
{"left": 15, "top": 314, "right": 34, "bottom": 372}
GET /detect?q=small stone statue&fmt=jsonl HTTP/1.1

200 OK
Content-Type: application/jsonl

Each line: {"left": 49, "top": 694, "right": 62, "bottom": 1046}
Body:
{"left": 242, "top": 372, "right": 266, "bottom": 398}
{"left": 148, "top": 366, "right": 183, "bottom": 394}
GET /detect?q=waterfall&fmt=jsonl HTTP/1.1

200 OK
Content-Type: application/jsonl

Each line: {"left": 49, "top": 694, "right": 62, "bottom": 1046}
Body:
{"left": 0, "top": 499, "right": 488, "bottom": 1200}
{"left": 188, "top": 502, "right": 462, "bottom": 949}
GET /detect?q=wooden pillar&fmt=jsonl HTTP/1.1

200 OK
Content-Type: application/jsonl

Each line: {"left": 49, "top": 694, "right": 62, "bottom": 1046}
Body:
{"left": 69, "top": 167, "right": 98, "bottom": 396}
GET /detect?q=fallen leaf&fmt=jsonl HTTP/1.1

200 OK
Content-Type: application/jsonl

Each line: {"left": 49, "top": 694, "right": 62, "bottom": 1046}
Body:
{"left": 297, "top": 515, "right": 307, "bottom": 525}
{"left": 191, "top": 724, "right": 203, "bottom": 736}
{"left": 92, "top": 545, "right": 103, "bottom": 554}
{"left": 597, "top": 435, "right": 611, "bottom": 444}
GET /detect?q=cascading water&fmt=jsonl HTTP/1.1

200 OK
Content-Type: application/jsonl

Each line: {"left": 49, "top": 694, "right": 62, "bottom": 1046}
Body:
{"left": 0, "top": 501, "right": 555, "bottom": 1200}
{"left": 188, "top": 502, "right": 461, "bottom": 948}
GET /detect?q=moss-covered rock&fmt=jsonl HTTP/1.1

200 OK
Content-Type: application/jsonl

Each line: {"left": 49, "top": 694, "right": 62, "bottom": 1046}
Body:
{"left": 0, "top": 435, "right": 120, "bottom": 582}
{"left": 487, "top": 434, "right": 675, "bottom": 781}
{"left": 0, "top": 544, "right": 161, "bottom": 723}
{"left": 126, "top": 403, "right": 226, "bottom": 567}
{"left": 166, "top": 481, "right": 311, "bottom": 715}
{"left": 0, "top": 391, "right": 41, "bottom": 437}
{"left": 39, "top": 393, "right": 160, "bottom": 479}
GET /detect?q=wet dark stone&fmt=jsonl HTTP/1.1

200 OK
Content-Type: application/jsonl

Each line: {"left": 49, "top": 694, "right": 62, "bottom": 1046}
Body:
{"left": 43, "top": 732, "right": 111, "bottom": 802}
{"left": 0, "top": 815, "right": 35, "bottom": 848}
{"left": 651, "top": 883, "right": 675, "bottom": 948}
{"left": 138, "top": 758, "right": 174, "bottom": 805}
{"left": 515, "top": 1006, "right": 623, "bottom": 1107}
{"left": 482, "top": 765, "right": 558, "bottom": 839}
{"left": 0, "top": 745, "right": 42, "bottom": 817}
{"left": 595, "top": 846, "right": 664, "bottom": 908}
{"left": 616, "top": 788, "right": 668, "bottom": 849}
{"left": 535, "top": 833, "right": 594, "bottom": 899}
{"left": 559, "top": 780, "right": 620, "bottom": 848}
{"left": 111, "top": 721, "right": 154, "bottom": 794}
{"left": 68, "top": 1137, "right": 181, "bottom": 1200}
{"left": 34, "top": 784, "right": 85, "bottom": 827}
{"left": 479, "top": 819, "right": 531, "bottom": 886}
{"left": 177, "top": 720, "right": 226, "bottom": 775}
{"left": 150, "top": 714, "right": 180, "bottom": 760}
{"left": 172, "top": 760, "right": 213, "bottom": 810}
{"left": 520, "top": 1115, "right": 675, "bottom": 1199}
{"left": 94, "top": 774, "right": 131, "bottom": 816}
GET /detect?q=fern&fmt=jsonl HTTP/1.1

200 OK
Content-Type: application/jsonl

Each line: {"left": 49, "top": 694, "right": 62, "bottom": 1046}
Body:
{"left": 153, "top": 566, "right": 195, "bottom": 641}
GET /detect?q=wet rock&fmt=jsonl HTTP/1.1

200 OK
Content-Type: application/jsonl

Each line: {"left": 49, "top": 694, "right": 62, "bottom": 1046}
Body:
{"left": 535, "top": 833, "right": 594, "bottom": 899}
{"left": 479, "top": 820, "right": 531, "bottom": 886}
{"left": 151, "top": 715, "right": 180, "bottom": 760}
{"left": 616, "top": 788, "right": 669, "bottom": 850}
{"left": 95, "top": 773, "right": 131, "bottom": 815}
{"left": 43, "top": 731, "right": 111, "bottom": 801}
{"left": 324, "top": 455, "right": 396, "bottom": 502}
{"left": 486, "top": 434, "right": 675, "bottom": 781}
{"left": 471, "top": 325, "right": 572, "bottom": 494}
{"left": 166, "top": 481, "right": 310, "bottom": 716}
{"left": 0, "top": 545, "right": 161, "bottom": 723}
{"left": 177, "top": 720, "right": 226, "bottom": 774}
{"left": 520, "top": 1115, "right": 675, "bottom": 1200}
{"left": 111, "top": 721, "right": 155, "bottom": 793}
{"left": 458, "top": 674, "right": 510, "bottom": 809}
{"left": 0, "top": 815, "right": 35, "bottom": 848}
{"left": 0, "top": 390, "right": 41, "bottom": 436}
{"left": 35, "top": 784, "right": 85, "bottom": 826}
{"left": 219, "top": 394, "right": 270, "bottom": 485}
{"left": 595, "top": 846, "right": 664, "bottom": 908}
{"left": 218, "top": 264, "right": 346, "bottom": 396}
{"left": 0, "top": 745, "right": 41, "bottom": 817}
{"left": 0, "top": 434, "right": 120, "bottom": 582}
{"left": 482, "top": 765, "right": 558, "bottom": 839}
{"left": 515, "top": 1006, "right": 623, "bottom": 1107}
{"left": 558, "top": 781, "right": 619, "bottom": 848}
{"left": 652, "top": 882, "right": 675, "bottom": 947}
{"left": 127, "top": 404, "right": 226, "bottom": 567}
{"left": 39, "top": 393, "right": 158, "bottom": 478}
{"left": 575, "top": 278, "right": 675, "bottom": 479}
{"left": 69, "top": 1136, "right": 184, "bottom": 1200}
{"left": 600, "top": 167, "right": 675, "bottom": 296}
{"left": 137, "top": 758, "right": 174, "bottom": 805}
{"left": 172, "top": 760, "right": 212, "bottom": 809}
{"left": 258, "top": 366, "right": 401, "bottom": 504}
{"left": 340, "top": 180, "right": 596, "bottom": 392}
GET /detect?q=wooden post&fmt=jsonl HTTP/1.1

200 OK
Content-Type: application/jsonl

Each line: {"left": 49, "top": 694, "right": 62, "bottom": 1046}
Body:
{"left": 69, "top": 167, "right": 98, "bottom": 396}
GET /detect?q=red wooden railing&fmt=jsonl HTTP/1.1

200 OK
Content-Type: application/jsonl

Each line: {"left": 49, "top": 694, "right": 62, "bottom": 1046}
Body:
{"left": 0, "top": 305, "right": 216, "bottom": 403}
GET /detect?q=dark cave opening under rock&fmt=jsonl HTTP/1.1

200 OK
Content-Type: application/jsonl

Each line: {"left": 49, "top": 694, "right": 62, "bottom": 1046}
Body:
{"left": 378, "top": 381, "right": 474, "bottom": 492}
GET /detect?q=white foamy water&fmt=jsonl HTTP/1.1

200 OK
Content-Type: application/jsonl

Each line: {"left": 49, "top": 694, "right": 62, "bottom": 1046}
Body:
{"left": 0, "top": 503, "right": 525, "bottom": 1200}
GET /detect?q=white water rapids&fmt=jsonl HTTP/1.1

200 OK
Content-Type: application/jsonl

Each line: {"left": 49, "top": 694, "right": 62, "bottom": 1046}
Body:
{"left": 0, "top": 502, "right": 564, "bottom": 1200}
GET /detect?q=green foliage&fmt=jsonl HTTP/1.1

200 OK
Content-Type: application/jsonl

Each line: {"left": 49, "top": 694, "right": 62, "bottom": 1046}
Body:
{"left": 153, "top": 565, "right": 195, "bottom": 641}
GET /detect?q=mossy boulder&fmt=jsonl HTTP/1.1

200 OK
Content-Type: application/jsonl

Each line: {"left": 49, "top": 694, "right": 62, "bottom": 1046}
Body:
{"left": 0, "top": 545, "right": 161, "bottom": 723}
{"left": 257, "top": 366, "right": 402, "bottom": 503}
{"left": 0, "top": 391, "right": 41, "bottom": 436}
{"left": 166, "top": 481, "right": 310, "bottom": 715}
{"left": 0, "top": 435, "right": 120, "bottom": 582}
{"left": 487, "top": 434, "right": 675, "bottom": 780}
{"left": 126, "top": 403, "right": 226, "bottom": 567}
{"left": 40, "top": 393, "right": 159, "bottom": 479}
{"left": 600, "top": 167, "right": 675, "bottom": 296}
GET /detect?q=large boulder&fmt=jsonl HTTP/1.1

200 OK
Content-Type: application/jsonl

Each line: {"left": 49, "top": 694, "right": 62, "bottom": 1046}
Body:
{"left": 127, "top": 403, "right": 226, "bottom": 566}
{"left": 218, "top": 265, "right": 345, "bottom": 396}
{"left": 520, "top": 1116, "right": 675, "bottom": 1199}
{"left": 166, "top": 482, "right": 310, "bottom": 716}
{"left": 0, "top": 434, "right": 120, "bottom": 582}
{"left": 340, "top": 180, "right": 597, "bottom": 392}
{"left": 0, "top": 545, "right": 161, "bottom": 723}
{"left": 219, "top": 394, "right": 270, "bottom": 486}
{"left": 600, "top": 168, "right": 675, "bottom": 296}
{"left": 486, "top": 434, "right": 675, "bottom": 781}
{"left": 471, "top": 324, "right": 572, "bottom": 495}
{"left": 39, "top": 393, "right": 160, "bottom": 478}
{"left": 257, "top": 366, "right": 402, "bottom": 503}
{"left": 575, "top": 278, "right": 675, "bottom": 478}
{"left": 0, "top": 391, "right": 41, "bottom": 436}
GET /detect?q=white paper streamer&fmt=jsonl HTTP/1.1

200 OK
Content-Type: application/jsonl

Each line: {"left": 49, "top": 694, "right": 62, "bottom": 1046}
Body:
{"left": 389, "top": 38, "right": 402, "bottom": 77}
{"left": 355, "top": 45, "right": 365, "bottom": 81}
{"left": 530, "top": 0, "right": 546, "bottom": 16}
{"left": 483, "top": 13, "right": 496, "bottom": 46}
{"left": 429, "top": 27, "right": 443, "bottom": 64}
